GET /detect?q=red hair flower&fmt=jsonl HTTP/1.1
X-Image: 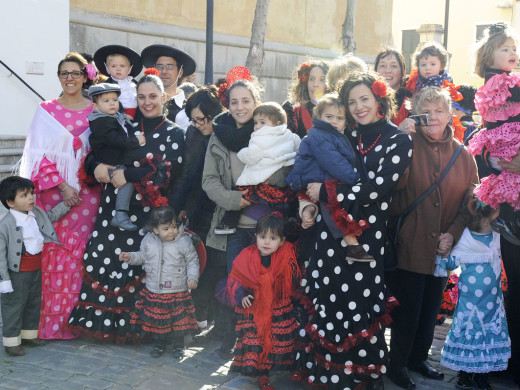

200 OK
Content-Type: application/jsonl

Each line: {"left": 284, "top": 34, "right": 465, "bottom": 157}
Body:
{"left": 218, "top": 66, "right": 252, "bottom": 108}
{"left": 442, "top": 80, "right": 463, "bottom": 102}
{"left": 226, "top": 66, "right": 252, "bottom": 86}
{"left": 371, "top": 80, "right": 387, "bottom": 98}
{"left": 144, "top": 67, "right": 160, "bottom": 76}
{"left": 298, "top": 62, "right": 313, "bottom": 84}
{"left": 72, "top": 137, "right": 82, "bottom": 150}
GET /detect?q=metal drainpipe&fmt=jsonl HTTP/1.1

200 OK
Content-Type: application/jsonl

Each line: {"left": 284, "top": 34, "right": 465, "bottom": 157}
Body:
{"left": 443, "top": 0, "right": 450, "bottom": 48}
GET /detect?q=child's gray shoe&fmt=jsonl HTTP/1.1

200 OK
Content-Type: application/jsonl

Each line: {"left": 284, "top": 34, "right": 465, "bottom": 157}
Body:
{"left": 111, "top": 211, "right": 137, "bottom": 231}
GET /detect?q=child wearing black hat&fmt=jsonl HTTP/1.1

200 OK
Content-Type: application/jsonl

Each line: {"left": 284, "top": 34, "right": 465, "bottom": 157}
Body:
{"left": 87, "top": 83, "right": 145, "bottom": 230}
{"left": 94, "top": 45, "right": 143, "bottom": 120}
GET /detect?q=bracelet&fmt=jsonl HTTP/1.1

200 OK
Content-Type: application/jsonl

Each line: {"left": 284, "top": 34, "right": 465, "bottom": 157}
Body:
{"left": 60, "top": 185, "right": 71, "bottom": 194}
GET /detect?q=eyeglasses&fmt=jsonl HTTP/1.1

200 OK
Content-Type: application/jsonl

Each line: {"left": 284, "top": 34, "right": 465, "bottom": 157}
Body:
{"left": 155, "top": 64, "right": 177, "bottom": 71}
{"left": 58, "top": 71, "right": 84, "bottom": 79}
{"left": 190, "top": 116, "right": 207, "bottom": 126}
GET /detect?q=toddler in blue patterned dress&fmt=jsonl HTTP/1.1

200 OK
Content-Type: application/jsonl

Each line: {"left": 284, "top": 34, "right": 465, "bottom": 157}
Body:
{"left": 435, "top": 186, "right": 511, "bottom": 390}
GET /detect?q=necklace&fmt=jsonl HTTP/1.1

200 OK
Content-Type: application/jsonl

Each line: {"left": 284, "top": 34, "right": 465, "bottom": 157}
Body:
{"left": 359, "top": 133, "right": 382, "bottom": 155}
{"left": 141, "top": 117, "right": 166, "bottom": 136}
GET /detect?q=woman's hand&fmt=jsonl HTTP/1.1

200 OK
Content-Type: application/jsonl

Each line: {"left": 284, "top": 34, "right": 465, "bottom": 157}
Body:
{"left": 306, "top": 183, "right": 322, "bottom": 203}
{"left": 94, "top": 163, "right": 115, "bottom": 184}
{"left": 111, "top": 170, "right": 127, "bottom": 188}
{"left": 398, "top": 118, "right": 417, "bottom": 135}
{"left": 62, "top": 186, "right": 80, "bottom": 207}
{"left": 498, "top": 152, "right": 520, "bottom": 174}
{"left": 436, "top": 232, "right": 454, "bottom": 257}
{"left": 242, "top": 295, "right": 254, "bottom": 308}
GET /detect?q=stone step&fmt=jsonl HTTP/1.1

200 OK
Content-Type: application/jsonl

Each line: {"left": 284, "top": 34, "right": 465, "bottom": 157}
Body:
{"left": 0, "top": 148, "right": 23, "bottom": 165}
{"left": 0, "top": 165, "right": 16, "bottom": 181}
{"left": 0, "top": 135, "right": 26, "bottom": 149}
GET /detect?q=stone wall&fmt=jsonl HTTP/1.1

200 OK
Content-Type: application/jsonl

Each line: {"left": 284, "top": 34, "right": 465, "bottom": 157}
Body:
{"left": 70, "top": 8, "right": 375, "bottom": 103}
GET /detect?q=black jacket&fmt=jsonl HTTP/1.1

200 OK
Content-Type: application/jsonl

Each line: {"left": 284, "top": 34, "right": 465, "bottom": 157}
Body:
{"left": 88, "top": 116, "right": 140, "bottom": 166}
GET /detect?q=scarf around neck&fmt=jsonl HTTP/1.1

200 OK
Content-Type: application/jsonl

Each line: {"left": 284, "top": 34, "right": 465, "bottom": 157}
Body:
{"left": 415, "top": 70, "right": 453, "bottom": 94}
{"left": 227, "top": 242, "right": 299, "bottom": 360}
{"left": 213, "top": 112, "right": 254, "bottom": 152}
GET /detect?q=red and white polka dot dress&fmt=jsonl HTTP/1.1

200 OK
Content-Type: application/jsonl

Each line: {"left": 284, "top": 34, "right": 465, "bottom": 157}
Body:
{"left": 32, "top": 99, "right": 101, "bottom": 339}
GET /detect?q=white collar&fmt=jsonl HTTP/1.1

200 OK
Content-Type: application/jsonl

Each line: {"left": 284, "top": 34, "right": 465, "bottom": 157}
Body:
{"left": 169, "top": 89, "right": 185, "bottom": 107}
{"left": 10, "top": 209, "right": 35, "bottom": 224}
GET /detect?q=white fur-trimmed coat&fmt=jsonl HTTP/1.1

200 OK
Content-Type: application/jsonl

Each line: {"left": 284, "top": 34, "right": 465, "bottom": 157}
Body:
{"left": 236, "top": 124, "right": 301, "bottom": 186}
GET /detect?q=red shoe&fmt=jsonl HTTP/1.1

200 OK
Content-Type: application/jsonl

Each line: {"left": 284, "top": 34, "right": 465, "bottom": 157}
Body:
{"left": 258, "top": 375, "right": 275, "bottom": 390}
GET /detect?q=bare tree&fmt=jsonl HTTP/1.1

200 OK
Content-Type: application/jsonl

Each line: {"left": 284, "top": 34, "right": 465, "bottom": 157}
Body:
{"left": 245, "top": 0, "right": 270, "bottom": 76}
{"left": 341, "top": 0, "right": 357, "bottom": 54}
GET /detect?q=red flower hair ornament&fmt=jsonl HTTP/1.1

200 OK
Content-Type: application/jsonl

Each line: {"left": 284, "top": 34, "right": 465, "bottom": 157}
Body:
{"left": 297, "top": 62, "right": 313, "bottom": 84}
{"left": 218, "top": 66, "right": 252, "bottom": 108}
{"left": 442, "top": 80, "right": 463, "bottom": 102}
{"left": 144, "top": 67, "right": 160, "bottom": 76}
{"left": 371, "top": 80, "right": 387, "bottom": 98}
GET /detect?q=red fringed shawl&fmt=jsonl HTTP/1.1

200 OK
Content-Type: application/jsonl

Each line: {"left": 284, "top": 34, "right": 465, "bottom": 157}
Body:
{"left": 227, "top": 242, "right": 300, "bottom": 360}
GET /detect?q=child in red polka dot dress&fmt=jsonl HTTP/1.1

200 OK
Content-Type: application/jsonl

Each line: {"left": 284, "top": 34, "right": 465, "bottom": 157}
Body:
{"left": 468, "top": 22, "right": 520, "bottom": 210}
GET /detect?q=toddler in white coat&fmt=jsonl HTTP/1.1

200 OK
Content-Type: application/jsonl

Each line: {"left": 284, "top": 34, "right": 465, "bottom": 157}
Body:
{"left": 215, "top": 102, "right": 301, "bottom": 234}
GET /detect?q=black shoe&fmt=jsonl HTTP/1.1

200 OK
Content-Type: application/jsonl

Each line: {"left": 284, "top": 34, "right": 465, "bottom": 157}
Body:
{"left": 150, "top": 344, "right": 165, "bottom": 358}
{"left": 366, "top": 377, "right": 385, "bottom": 390}
{"left": 216, "top": 337, "right": 236, "bottom": 360}
{"left": 171, "top": 345, "right": 185, "bottom": 359}
{"left": 21, "top": 338, "right": 48, "bottom": 347}
{"left": 456, "top": 371, "right": 474, "bottom": 390}
{"left": 409, "top": 360, "right": 444, "bottom": 380}
{"left": 474, "top": 373, "right": 493, "bottom": 390}
{"left": 388, "top": 365, "right": 415, "bottom": 389}
{"left": 5, "top": 345, "right": 25, "bottom": 356}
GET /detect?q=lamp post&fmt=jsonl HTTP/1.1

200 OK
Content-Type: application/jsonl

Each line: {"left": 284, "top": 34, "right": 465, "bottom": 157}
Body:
{"left": 443, "top": 0, "right": 450, "bottom": 48}
{"left": 205, "top": 0, "right": 214, "bottom": 85}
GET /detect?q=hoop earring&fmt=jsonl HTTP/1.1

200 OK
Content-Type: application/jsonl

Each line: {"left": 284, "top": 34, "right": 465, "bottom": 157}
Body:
{"left": 377, "top": 104, "right": 385, "bottom": 119}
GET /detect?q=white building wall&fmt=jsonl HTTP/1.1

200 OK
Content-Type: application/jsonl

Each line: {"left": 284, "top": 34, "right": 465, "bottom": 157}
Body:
{"left": 0, "top": 0, "right": 69, "bottom": 136}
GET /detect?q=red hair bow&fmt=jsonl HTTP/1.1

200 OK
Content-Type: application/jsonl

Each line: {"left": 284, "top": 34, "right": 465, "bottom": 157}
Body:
{"left": 144, "top": 67, "right": 160, "bottom": 76}
{"left": 442, "top": 80, "right": 463, "bottom": 102}
{"left": 371, "top": 80, "right": 387, "bottom": 98}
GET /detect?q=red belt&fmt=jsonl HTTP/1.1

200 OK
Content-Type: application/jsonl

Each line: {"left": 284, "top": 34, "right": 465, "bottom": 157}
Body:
{"left": 19, "top": 252, "right": 42, "bottom": 271}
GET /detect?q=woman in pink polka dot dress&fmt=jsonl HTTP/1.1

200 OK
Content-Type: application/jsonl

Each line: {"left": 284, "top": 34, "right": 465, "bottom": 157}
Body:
{"left": 19, "top": 52, "right": 102, "bottom": 339}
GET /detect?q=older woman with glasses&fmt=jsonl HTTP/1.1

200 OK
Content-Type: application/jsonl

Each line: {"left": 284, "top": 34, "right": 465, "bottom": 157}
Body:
{"left": 170, "top": 85, "right": 225, "bottom": 332}
{"left": 19, "top": 52, "right": 102, "bottom": 340}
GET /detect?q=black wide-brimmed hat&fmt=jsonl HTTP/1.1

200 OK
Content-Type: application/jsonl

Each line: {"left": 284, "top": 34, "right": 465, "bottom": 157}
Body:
{"left": 141, "top": 44, "right": 196, "bottom": 76}
{"left": 94, "top": 45, "right": 143, "bottom": 78}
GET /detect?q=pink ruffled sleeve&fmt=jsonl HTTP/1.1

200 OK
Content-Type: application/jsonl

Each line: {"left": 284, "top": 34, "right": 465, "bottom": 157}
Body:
{"left": 31, "top": 156, "right": 64, "bottom": 193}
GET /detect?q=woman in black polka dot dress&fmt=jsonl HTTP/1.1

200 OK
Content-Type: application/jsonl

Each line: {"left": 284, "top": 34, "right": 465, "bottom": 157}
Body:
{"left": 68, "top": 72, "right": 185, "bottom": 343}
{"left": 295, "top": 72, "right": 413, "bottom": 389}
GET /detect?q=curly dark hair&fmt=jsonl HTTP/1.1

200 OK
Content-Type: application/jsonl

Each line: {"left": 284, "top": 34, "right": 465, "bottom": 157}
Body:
{"left": 339, "top": 71, "right": 396, "bottom": 125}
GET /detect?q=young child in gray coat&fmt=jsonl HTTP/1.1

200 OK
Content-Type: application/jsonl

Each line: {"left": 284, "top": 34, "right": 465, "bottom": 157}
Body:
{"left": 119, "top": 207, "right": 199, "bottom": 358}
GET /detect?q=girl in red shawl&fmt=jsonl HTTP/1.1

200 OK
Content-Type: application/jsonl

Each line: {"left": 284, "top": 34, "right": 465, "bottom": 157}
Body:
{"left": 225, "top": 214, "right": 300, "bottom": 390}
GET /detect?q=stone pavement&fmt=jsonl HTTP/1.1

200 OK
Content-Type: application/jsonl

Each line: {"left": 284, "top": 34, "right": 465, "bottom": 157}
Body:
{"left": 0, "top": 316, "right": 517, "bottom": 390}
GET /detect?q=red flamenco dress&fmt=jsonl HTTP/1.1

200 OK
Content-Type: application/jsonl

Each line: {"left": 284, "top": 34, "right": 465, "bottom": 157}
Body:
{"left": 226, "top": 242, "right": 301, "bottom": 376}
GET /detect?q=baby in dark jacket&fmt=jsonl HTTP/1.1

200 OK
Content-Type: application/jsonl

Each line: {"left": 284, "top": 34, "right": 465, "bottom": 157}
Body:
{"left": 286, "top": 94, "right": 372, "bottom": 262}
{"left": 87, "top": 83, "right": 145, "bottom": 230}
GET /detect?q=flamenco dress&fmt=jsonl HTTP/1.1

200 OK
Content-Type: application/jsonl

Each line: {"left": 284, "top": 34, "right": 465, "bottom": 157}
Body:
{"left": 468, "top": 69, "right": 520, "bottom": 210}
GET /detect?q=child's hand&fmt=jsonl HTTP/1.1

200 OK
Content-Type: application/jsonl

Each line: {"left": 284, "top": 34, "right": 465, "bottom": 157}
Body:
{"left": 187, "top": 280, "right": 198, "bottom": 290}
{"left": 119, "top": 252, "right": 131, "bottom": 262}
{"left": 301, "top": 205, "right": 317, "bottom": 229}
{"left": 242, "top": 295, "right": 254, "bottom": 308}
{"left": 137, "top": 134, "right": 146, "bottom": 145}
{"left": 436, "top": 232, "right": 454, "bottom": 257}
